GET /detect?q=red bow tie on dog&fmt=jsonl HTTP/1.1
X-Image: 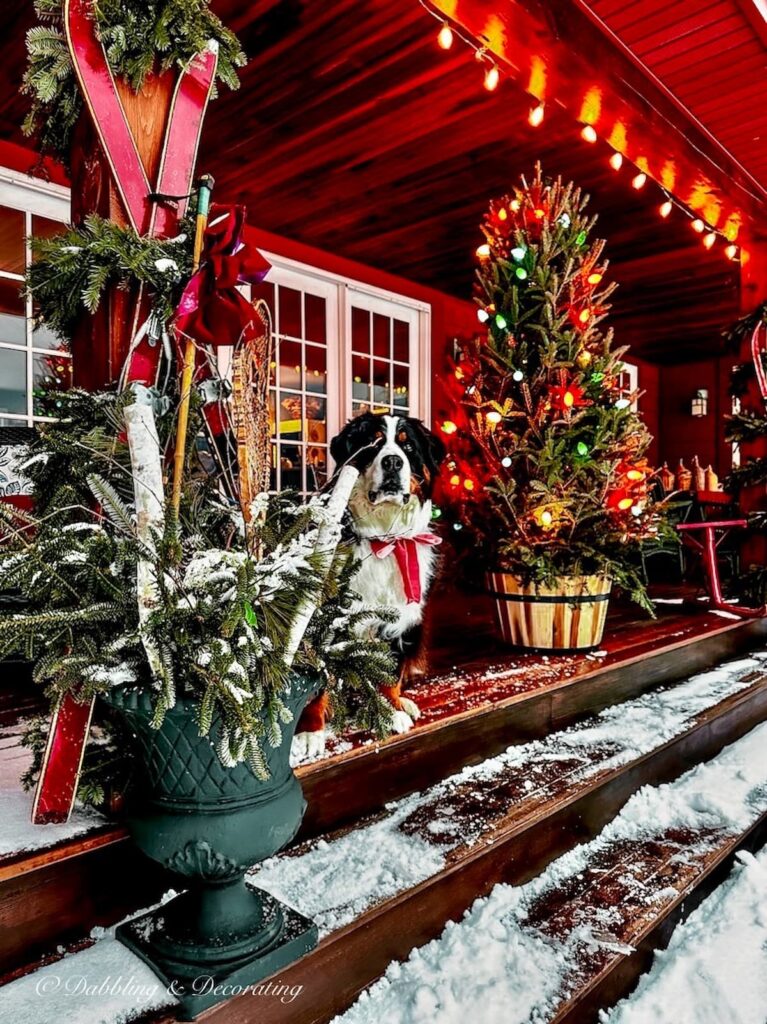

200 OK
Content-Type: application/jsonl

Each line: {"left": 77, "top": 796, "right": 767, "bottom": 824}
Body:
{"left": 369, "top": 533, "right": 443, "bottom": 603}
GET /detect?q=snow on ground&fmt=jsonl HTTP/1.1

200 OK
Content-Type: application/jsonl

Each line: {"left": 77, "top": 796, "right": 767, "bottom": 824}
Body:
{"left": 0, "top": 895, "right": 179, "bottom": 1024}
{"left": 330, "top": 723, "right": 767, "bottom": 1024}
{"left": 0, "top": 721, "right": 105, "bottom": 857}
{"left": 602, "top": 847, "right": 767, "bottom": 1024}
{"left": 253, "top": 653, "right": 766, "bottom": 934}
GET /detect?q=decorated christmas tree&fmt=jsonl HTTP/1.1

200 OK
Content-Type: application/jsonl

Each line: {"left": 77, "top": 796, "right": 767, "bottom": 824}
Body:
{"left": 440, "top": 166, "right": 662, "bottom": 614}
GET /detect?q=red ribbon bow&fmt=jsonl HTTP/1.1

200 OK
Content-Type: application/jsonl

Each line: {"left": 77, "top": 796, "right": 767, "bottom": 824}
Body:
{"left": 175, "top": 204, "right": 271, "bottom": 349}
{"left": 369, "top": 533, "right": 442, "bottom": 604}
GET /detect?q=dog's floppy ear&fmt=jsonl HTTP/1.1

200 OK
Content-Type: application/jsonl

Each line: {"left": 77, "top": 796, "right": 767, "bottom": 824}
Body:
{"left": 330, "top": 413, "right": 379, "bottom": 469}
{"left": 408, "top": 418, "right": 447, "bottom": 477}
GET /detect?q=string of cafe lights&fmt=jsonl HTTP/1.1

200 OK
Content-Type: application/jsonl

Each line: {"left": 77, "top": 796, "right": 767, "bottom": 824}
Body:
{"left": 422, "top": 4, "right": 742, "bottom": 262}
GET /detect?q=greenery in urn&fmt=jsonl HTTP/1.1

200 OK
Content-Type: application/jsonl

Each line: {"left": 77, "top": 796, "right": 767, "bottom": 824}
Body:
{"left": 0, "top": 388, "right": 396, "bottom": 799}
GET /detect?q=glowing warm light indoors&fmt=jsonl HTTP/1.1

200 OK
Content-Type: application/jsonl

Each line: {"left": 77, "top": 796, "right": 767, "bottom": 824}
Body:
{"left": 578, "top": 309, "right": 591, "bottom": 324}
{"left": 441, "top": 421, "right": 458, "bottom": 435}
{"left": 691, "top": 219, "right": 705, "bottom": 233}
{"left": 486, "top": 410, "right": 502, "bottom": 425}
{"left": 587, "top": 272, "right": 603, "bottom": 285}
{"left": 609, "top": 152, "right": 623, "bottom": 170}
{"left": 463, "top": 479, "right": 475, "bottom": 491}
{"left": 563, "top": 391, "right": 575, "bottom": 407}
{"left": 529, "top": 103, "right": 545, "bottom": 127}
{"left": 449, "top": 474, "right": 460, "bottom": 486}
{"left": 703, "top": 231, "right": 717, "bottom": 250}
{"left": 618, "top": 497, "right": 633, "bottom": 511}
{"left": 477, "top": 309, "right": 489, "bottom": 322}
{"left": 476, "top": 243, "right": 491, "bottom": 258}
{"left": 497, "top": 207, "right": 508, "bottom": 221}
{"left": 631, "top": 173, "right": 647, "bottom": 190}
{"left": 581, "top": 125, "right": 597, "bottom": 143}
{"left": 540, "top": 510, "right": 553, "bottom": 526}
{"left": 659, "top": 200, "right": 673, "bottom": 218}
{"left": 725, "top": 244, "right": 739, "bottom": 260}
{"left": 437, "top": 22, "right": 453, "bottom": 49}
{"left": 484, "top": 64, "right": 500, "bottom": 91}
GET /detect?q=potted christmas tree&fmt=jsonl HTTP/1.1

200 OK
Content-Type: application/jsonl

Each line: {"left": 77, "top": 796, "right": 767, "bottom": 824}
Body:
{"left": 440, "top": 167, "right": 662, "bottom": 652}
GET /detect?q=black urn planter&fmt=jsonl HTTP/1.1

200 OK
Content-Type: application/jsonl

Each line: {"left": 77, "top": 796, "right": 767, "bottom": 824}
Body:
{"left": 103, "top": 674, "right": 319, "bottom": 1020}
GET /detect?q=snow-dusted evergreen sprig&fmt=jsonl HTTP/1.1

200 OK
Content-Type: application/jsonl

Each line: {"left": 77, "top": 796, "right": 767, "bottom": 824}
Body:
{"left": 3, "top": 389, "right": 397, "bottom": 790}
{"left": 25, "top": 216, "right": 195, "bottom": 348}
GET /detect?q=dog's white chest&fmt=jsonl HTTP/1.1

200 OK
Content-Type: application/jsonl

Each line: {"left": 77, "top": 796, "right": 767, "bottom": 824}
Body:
{"left": 352, "top": 537, "right": 437, "bottom": 637}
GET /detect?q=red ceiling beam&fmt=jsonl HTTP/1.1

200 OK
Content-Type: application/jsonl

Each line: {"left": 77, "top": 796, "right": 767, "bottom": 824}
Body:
{"left": 423, "top": 0, "right": 766, "bottom": 240}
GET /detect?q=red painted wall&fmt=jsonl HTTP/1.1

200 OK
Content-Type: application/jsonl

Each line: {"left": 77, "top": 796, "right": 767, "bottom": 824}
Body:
{"left": 0, "top": 140, "right": 68, "bottom": 187}
{"left": 656, "top": 357, "right": 732, "bottom": 479}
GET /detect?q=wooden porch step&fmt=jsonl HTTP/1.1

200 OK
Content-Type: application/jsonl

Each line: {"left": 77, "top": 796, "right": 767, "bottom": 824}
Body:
{"left": 0, "top": 611, "right": 765, "bottom": 982}
{"left": 4, "top": 651, "right": 756, "bottom": 1023}
{"left": 323, "top": 725, "right": 767, "bottom": 1024}
{"left": 181, "top": 664, "right": 767, "bottom": 1024}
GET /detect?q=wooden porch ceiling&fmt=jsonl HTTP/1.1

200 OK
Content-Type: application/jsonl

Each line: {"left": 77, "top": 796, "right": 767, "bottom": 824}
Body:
{"left": 0, "top": 1, "right": 751, "bottom": 363}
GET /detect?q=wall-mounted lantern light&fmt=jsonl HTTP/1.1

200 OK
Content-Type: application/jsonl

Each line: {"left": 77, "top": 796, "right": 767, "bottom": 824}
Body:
{"left": 691, "top": 389, "right": 708, "bottom": 417}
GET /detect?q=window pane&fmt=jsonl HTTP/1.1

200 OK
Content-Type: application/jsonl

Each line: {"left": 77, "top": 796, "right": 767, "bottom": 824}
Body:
{"left": 393, "top": 319, "right": 410, "bottom": 362}
{"left": 0, "top": 277, "right": 24, "bottom": 320}
{"left": 31, "top": 215, "right": 65, "bottom": 241}
{"left": 306, "top": 396, "right": 326, "bottom": 444}
{"left": 305, "top": 343, "right": 326, "bottom": 394}
{"left": 373, "top": 313, "right": 390, "bottom": 359}
{"left": 306, "top": 447, "right": 327, "bottom": 490}
{"left": 0, "top": 310, "right": 25, "bottom": 347}
{"left": 33, "top": 351, "right": 71, "bottom": 416}
{"left": 0, "top": 207, "right": 24, "bottom": 275}
{"left": 0, "top": 348, "right": 27, "bottom": 415}
{"left": 372, "top": 359, "right": 391, "bottom": 410}
{"left": 279, "top": 392, "right": 303, "bottom": 441}
{"left": 252, "top": 280, "right": 275, "bottom": 310}
{"left": 279, "top": 444, "right": 302, "bottom": 490}
{"left": 352, "top": 353, "right": 370, "bottom": 403}
{"left": 351, "top": 306, "right": 369, "bottom": 354}
{"left": 304, "top": 293, "right": 326, "bottom": 344}
{"left": 31, "top": 322, "right": 64, "bottom": 351}
{"left": 279, "top": 286, "right": 301, "bottom": 339}
{"left": 278, "top": 338, "right": 302, "bottom": 391}
{"left": 393, "top": 362, "right": 409, "bottom": 409}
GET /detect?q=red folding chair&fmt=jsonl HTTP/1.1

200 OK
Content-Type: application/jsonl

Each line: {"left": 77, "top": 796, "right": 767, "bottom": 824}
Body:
{"left": 677, "top": 520, "right": 767, "bottom": 618}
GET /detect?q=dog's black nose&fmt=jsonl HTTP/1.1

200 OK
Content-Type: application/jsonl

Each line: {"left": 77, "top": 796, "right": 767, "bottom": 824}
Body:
{"left": 381, "top": 454, "right": 404, "bottom": 472}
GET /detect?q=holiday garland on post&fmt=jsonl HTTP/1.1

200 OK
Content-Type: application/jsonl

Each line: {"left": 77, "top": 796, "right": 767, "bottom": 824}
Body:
{"left": 23, "top": 0, "right": 245, "bottom": 161}
{"left": 440, "top": 167, "right": 665, "bottom": 614}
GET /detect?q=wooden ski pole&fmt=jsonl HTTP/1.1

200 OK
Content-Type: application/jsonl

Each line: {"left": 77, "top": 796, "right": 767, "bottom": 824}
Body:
{"left": 171, "top": 173, "right": 215, "bottom": 515}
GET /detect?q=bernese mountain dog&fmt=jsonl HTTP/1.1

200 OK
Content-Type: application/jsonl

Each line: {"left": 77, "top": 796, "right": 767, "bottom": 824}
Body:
{"left": 292, "top": 412, "right": 446, "bottom": 759}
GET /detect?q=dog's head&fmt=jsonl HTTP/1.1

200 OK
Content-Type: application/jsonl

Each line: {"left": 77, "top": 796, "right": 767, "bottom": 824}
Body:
{"left": 330, "top": 413, "right": 446, "bottom": 506}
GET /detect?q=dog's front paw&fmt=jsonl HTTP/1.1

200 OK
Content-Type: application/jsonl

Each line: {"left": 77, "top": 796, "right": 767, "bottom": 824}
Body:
{"left": 399, "top": 696, "right": 421, "bottom": 721}
{"left": 390, "top": 709, "right": 415, "bottom": 734}
{"left": 291, "top": 730, "right": 327, "bottom": 762}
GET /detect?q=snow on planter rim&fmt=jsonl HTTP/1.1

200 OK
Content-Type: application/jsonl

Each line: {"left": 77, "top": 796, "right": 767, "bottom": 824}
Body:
{"left": 330, "top": 721, "right": 767, "bottom": 1024}
{"left": 251, "top": 653, "right": 767, "bottom": 935}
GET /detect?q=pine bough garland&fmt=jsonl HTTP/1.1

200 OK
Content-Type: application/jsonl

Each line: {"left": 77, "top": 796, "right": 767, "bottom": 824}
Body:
{"left": 23, "top": 0, "right": 246, "bottom": 160}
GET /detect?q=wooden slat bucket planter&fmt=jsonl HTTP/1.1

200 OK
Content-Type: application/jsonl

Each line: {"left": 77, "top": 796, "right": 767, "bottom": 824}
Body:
{"left": 485, "top": 572, "right": 612, "bottom": 652}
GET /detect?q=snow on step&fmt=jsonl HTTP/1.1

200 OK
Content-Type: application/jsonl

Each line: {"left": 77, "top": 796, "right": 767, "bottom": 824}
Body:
{"left": 331, "top": 722, "right": 767, "bottom": 1024}
{"left": 1, "top": 653, "right": 765, "bottom": 1024}
{"left": 602, "top": 846, "right": 767, "bottom": 1024}
{"left": 0, "top": 723, "right": 105, "bottom": 858}
{"left": 252, "top": 654, "right": 767, "bottom": 934}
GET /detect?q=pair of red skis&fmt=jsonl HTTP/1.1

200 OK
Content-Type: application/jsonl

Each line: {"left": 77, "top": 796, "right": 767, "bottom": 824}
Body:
{"left": 32, "top": 0, "right": 218, "bottom": 824}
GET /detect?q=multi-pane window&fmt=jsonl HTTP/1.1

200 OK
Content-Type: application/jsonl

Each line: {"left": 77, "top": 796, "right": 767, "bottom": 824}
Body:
{"left": 252, "top": 255, "right": 430, "bottom": 495}
{"left": 349, "top": 290, "right": 418, "bottom": 419}
{"left": 0, "top": 173, "right": 70, "bottom": 427}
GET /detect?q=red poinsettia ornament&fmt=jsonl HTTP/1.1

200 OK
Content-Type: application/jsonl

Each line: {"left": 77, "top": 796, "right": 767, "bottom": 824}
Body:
{"left": 549, "top": 380, "right": 588, "bottom": 414}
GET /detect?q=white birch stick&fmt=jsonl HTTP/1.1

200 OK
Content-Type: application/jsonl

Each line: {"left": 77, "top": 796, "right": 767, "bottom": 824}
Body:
{"left": 124, "top": 385, "right": 166, "bottom": 683}
{"left": 283, "top": 464, "right": 359, "bottom": 669}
